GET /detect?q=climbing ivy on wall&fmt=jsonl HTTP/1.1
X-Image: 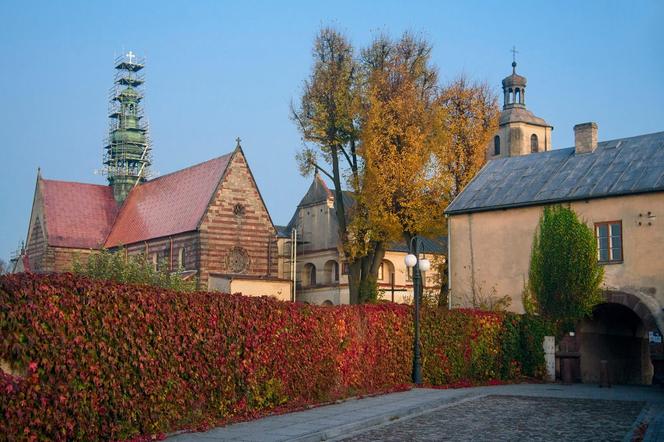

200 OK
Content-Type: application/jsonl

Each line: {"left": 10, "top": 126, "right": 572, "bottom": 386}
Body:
{"left": 527, "top": 205, "right": 604, "bottom": 332}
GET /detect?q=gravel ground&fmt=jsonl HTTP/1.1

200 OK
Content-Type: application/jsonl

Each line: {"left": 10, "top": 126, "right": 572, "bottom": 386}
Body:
{"left": 341, "top": 395, "right": 645, "bottom": 442}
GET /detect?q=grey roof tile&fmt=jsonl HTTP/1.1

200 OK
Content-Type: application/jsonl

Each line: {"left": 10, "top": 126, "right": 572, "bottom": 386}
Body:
{"left": 446, "top": 131, "right": 664, "bottom": 214}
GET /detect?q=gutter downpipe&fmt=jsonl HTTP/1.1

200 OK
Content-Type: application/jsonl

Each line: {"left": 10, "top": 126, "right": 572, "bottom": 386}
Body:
{"left": 292, "top": 228, "right": 297, "bottom": 302}
{"left": 447, "top": 214, "right": 452, "bottom": 310}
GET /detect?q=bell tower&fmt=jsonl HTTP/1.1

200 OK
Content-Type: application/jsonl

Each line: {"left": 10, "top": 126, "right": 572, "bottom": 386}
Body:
{"left": 103, "top": 51, "right": 152, "bottom": 203}
{"left": 488, "top": 49, "right": 553, "bottom": 160}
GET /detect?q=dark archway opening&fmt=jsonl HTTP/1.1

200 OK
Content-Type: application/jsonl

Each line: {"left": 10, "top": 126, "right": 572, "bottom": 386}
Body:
{"left": 578, "top": 303, "right": 654, "bottom": 384}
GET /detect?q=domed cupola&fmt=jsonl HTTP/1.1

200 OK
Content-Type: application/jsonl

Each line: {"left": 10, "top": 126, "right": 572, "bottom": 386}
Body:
{"left": 486, "top": 50, "right": 553, "bottom": 160}
{"left": 502, "top": 61, "right": 527, "bottom": 109}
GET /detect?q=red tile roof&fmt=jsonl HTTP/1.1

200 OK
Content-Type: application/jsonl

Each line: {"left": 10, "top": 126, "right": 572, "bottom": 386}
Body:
{"left": 41, "top": 179, "right": 118, "bottom": 249}
{"left": 104, "top": 153, "right": 232, "bottom": 247}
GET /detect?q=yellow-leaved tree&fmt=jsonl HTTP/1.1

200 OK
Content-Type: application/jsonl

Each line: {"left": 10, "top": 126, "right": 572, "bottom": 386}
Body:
{"left": 357, "top": 34, "right": 499, "bottom": 304}
{"left": 293, "top": 28, "right": 499, "bottom": 304}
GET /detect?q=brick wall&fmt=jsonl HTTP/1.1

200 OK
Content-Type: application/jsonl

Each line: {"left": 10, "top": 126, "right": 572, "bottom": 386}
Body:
{"left": 124, "top": 232, "right": 200, "bottom": 273}
{"left": 198, "top": 150, "right": 278, "bottom": 288}
{"left": 26, "top": 216, "right": 48, "bottom": 271}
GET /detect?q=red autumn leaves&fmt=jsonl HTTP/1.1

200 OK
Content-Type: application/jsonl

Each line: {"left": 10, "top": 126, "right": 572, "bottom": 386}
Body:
{"left": 0, "top": 273, "right": 544, "bottom": 441}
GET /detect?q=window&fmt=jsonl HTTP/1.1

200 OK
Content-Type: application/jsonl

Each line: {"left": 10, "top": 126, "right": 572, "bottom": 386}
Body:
{"left": 378, "top": 263, "right": 384, "bottom": 281}
{"left": 324, "top": 260, "right": 339, "bottom": 284}
{"left": 531, "top": 134, "right": 539, "bottom": 153}
{"left": 595, "top": 221, "right": 622, "bottom": 263}
{"left": 227, "top": 246, "right": 249, "bottom": 273}
{"left": 309, "top": 264, "right": 317, "bottom": 286}
{"left": 342, "top": 262, "right": 349, "bottom": 275}
{"left": 494, "top": 136, "right": 500, "bottom": 155}
{"left": 303, "top": 263, "right": 317, "bottom": 286}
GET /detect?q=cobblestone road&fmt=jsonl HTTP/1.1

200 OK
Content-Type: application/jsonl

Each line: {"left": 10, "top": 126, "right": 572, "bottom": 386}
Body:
{"left": 341, "top": 395, "right": 645, "bottom": 442}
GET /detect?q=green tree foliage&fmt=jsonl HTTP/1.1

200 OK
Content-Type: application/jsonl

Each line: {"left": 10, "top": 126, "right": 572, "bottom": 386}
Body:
{"left": 527, "top": 205, "right": 604, "bottom": 332}
{"left": 72, "top": 249, "right": 196, "bottom": 292}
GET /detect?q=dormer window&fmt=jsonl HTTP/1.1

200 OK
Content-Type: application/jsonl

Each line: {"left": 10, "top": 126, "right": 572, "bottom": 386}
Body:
{"left": 494, "top": 136, "right": 501, "bottom": 155}
{"left": 531, "top": 134, "right": 539, "bottom": 153}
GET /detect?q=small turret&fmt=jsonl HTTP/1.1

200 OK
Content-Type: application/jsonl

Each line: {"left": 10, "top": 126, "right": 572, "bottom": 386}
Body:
{"left": 487, "top": 49, "right": 553, "bottom": 159}
{"left": 502, "top": 61, "right": 527, "bottom": 109}
{"left": 102, "top": 51, "right": 152, "bottom": 203}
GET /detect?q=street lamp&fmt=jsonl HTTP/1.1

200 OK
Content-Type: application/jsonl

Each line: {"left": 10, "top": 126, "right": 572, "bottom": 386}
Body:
{"left": 404, "top": 236, "right": 430, "bottom": 385}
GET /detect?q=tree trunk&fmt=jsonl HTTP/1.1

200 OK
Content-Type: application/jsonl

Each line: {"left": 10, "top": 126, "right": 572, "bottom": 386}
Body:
{"left": 348, "top": 260, "right": 362, "bottom": 304}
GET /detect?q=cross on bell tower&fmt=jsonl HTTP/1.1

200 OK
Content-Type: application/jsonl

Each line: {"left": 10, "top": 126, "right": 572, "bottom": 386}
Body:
{"left": 502, "top": 48, "right": 526, "bottom": 109}
{"left": 511, "top": 46, "right": 519, "bottom": 65}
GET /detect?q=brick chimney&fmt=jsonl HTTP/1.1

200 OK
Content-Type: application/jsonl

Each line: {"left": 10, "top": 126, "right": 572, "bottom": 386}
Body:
{"left": 574, "top": 122, "right": 598, "bottom": 154}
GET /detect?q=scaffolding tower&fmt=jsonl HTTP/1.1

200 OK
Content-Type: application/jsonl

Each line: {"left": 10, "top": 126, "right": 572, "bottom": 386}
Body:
{"left": 102, "top": 51, "right": 152, "bottom": 203}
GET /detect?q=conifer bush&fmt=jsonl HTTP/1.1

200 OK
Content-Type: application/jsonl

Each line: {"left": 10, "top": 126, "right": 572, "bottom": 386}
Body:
{"left": 527, "top": 205, "right": 604, "bottom": 332}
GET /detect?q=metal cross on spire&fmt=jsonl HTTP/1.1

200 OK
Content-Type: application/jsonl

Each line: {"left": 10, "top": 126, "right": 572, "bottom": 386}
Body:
{"left": 126, "top": 51, "right": 136, "bottom": 64}
{"left": 236, "top": 137, "right": 242, "bottom": 148}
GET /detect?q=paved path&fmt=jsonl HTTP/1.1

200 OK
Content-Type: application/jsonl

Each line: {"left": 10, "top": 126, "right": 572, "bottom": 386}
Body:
{"left": 168, "top": 384, "right": 664, "bottom": 442}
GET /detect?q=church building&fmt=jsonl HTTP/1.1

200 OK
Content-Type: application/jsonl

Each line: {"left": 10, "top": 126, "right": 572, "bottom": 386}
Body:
{"left": 279, "top": 174, "right": 447, "bottom": 305}
{"left": 446, "top": 61, "right": 664, "bottom": 384}
{"left": 16, "top": 52, "right": 290, "bottom": 300}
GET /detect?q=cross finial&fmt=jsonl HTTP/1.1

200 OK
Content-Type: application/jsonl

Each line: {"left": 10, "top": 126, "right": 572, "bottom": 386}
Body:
{"left": 235, "top": 137, "right": 242, "bottom": 148}
{"left": 127, "top": 51, "right": 136, "bottom": 64}
{"left": 510, "top": 46, "right": 519, "bottom": 73}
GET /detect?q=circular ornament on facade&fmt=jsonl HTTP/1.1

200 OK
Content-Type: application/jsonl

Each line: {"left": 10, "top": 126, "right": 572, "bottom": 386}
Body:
{"left": 227, "top": 246, "right": 249, "bottom": 273}
{"left": 233, "top": 203, "right": 246, "bottom": 218}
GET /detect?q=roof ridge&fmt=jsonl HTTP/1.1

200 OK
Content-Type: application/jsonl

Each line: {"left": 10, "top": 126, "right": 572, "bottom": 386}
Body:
{"left": 40, "top": 178, "right": 109, "bottom": 187}
{"left": 445, "top": 130, "right": 664, "bottom": 215}
{"left": 146, "top": 152, "right": 233, "bottom": 183}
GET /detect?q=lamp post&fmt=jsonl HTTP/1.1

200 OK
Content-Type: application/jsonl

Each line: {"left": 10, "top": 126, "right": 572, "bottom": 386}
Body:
{"left": 404, "top": 236, "right": 430, "bottom": 385}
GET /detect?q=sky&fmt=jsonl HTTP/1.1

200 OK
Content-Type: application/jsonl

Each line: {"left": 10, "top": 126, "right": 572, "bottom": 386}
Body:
{"left": 1, "top": 0, "right": 663, "bottom": 263}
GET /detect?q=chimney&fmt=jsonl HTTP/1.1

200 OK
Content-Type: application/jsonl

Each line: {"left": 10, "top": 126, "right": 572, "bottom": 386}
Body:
{"left": 574, "top": 122, "right": 598, "bottom": 154}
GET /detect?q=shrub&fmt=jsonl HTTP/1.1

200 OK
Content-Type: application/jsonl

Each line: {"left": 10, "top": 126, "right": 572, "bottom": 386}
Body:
{"left": 421, "top": 308, "right": 505, "bottom": 384}
{"left": 517, "top": 314, "right": 554, "bottom": 377}
{"left": 73, "top": 248, "right": 197, "bottom": 293}
{"left": 0, "top": 273, "right": 411, "bottom": 441}
{"left": 0, "top": 274, "right": 545, "bottom": 441}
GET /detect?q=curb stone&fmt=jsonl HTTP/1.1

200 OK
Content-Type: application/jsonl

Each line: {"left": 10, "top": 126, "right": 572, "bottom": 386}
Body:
{"left": 325, "top": 394, "right": 487, "bottom": 442}
{"left": 290, "top": 392, "right": 483, "bottom": 442}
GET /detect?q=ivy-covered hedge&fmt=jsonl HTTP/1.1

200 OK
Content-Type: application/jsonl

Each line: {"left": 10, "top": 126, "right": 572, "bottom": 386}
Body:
{"left": 0, "top": 274, "right": 547, "bottom": 441}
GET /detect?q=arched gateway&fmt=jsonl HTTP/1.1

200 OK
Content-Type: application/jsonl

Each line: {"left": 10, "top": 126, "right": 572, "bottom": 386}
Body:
{"left": 577, "top": 291, "right": 661, "bottom": 385}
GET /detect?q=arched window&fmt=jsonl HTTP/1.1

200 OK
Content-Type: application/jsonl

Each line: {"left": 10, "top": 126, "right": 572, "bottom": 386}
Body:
{"left": 494, "top": 136, "right": 501, "bottom": 155}
{"left": 324, "top": 260, "right": 339, "bottom": 284}
{"left": 303, "top": 263, "right": 316, "bottom": 287}
{"left": 508, "top": 88, "right": 513, "bottom": 104}
{"left": 515, "top": 88, "right": 520, "bottom": 103}
{"left": 309, "top": 264, "right": 316, "bottom": 286}
{"left": 382, "top": 260, "right": 395, "bottom": 284}
{"left": 531, "top": 134, "right": 539, "bottom": 153}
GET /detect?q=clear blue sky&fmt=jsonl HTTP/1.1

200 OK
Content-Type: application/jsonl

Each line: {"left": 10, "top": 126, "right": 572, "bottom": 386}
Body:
{"left": 1, "top": 0, "right": 663, "bottom": 263}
